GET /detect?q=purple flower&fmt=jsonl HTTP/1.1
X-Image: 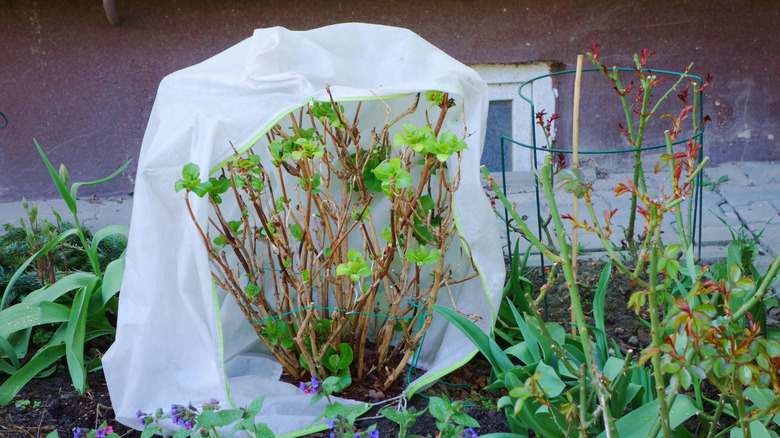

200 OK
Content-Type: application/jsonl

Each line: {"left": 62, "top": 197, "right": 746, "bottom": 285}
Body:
{"left": 95, "top": 426, "right": 113, "bottom": 438}
{"left": 299, "top": 382, "right": 307, "bottom": 392}
{"left": 136, "top": 410, "right": 148, "bottom": 426}
{"left": 460, "top": 428, "right": 478, "bottom": 438}
{"left": 369, "top": 430, "right": 380, "bottom": 438}
{"left": 202, "top": 398, "right": 220, "bottom": 411}
{"left": 354, "top": 434, "right": 362, "bottom": 438}
{"left": 73, "top": 427, "right": 85, "bottom": 438}
{"left": 171, "top": 404, "right": 197, "bottom": 431}
{"left": 327, "top": 419, "right": 336, "bottom": 430}
{"left": 310, "top": 376, "right": 320, "bottom": 389}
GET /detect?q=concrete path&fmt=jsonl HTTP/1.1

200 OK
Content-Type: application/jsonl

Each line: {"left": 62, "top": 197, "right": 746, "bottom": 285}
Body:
{"left": 495, "top": 161, "right": 780, "bottom": 272}
{"left": 0, "top": 161, "right": 777, "bottom": 272}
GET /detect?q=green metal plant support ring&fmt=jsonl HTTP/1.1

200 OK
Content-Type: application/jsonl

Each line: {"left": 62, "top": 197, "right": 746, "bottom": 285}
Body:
{"left": 498, "top": 68, "right": 706, "bottom": 318}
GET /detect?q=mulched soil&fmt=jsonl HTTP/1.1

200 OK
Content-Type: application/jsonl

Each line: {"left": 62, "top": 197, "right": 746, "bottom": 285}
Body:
{"left": 526, "top": 258, "right": 654, "bottom": 353}
{"left": 0, "top": 368, "right": 140, "bottom": 438}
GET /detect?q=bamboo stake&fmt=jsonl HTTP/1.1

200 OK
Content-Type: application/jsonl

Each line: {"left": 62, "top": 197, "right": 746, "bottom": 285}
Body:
{"left": 570, "top": 54, "right": 584, "bottom": 337}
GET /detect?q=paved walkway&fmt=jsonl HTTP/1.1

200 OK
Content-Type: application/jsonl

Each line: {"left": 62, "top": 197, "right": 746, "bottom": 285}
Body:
{"left": 496, "top": 161, "right": 780, "bottom": 272}
{"left": 0, "top": 162, "right": 778, "bottom": 272}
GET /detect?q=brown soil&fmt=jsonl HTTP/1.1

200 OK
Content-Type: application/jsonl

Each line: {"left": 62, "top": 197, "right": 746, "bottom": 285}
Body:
{"left": 526, "top": 258, "right": 654, "bottom": 353}
{"left": 0, "top": 367, "right": 141, "bottom": 438}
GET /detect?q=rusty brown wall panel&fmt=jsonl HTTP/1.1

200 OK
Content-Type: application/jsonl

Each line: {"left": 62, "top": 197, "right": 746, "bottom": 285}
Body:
{"left": 0, "top": 0, "right": 777, "bottom": 201}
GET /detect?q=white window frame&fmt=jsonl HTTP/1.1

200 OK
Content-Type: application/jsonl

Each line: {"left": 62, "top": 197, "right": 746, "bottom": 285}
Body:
{"left": 470, "top": 62, "right": 557, "bottom": 172}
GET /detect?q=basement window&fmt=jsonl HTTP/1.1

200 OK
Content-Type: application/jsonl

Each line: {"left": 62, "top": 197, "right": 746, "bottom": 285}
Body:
{"left": 470, "top": 63, "right": 556, "bottom": 172}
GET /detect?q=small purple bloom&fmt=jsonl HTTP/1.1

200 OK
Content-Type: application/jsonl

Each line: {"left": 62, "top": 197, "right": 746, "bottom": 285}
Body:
{"left": 299, "top": 382, "right": 307, "bottom": 392}
{"left": 171, "top": 404, "right": 197, "bottom": 431}
{"left": 354, "top": 434, "right": 362, "bottom": 438}
{"left": 95, "top": 430, "right": 106, "bottom": 438}
{"left": 136, "top": 410, "right": 148, "bottom": 426}
{"left": 329, "top": 434, "right": 336, "bottom": 438}
{"left": 310, "top": 376, "right": 320, "bottom": 389}
{"left": 369, "top": 430, "right": 380, "bottom": 438}
{"left": 460, "top": 428, "right": 478, "bottom": 438}
{"left": 327, "top": 419, "right": 336, "bottom": 430}
{"left": 73, "top": 427, "right": 85, "bottom": 438}
{"left": 202, "top": 398, "right": 220, "bottom": 411}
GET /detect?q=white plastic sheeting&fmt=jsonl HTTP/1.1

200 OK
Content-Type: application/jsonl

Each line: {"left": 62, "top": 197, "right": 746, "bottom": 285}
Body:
{"left": 103, "top": 23, "right": 503, "bottom": 436}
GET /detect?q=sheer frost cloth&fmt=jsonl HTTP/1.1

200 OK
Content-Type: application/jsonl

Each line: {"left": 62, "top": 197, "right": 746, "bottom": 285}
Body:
{"left": 103, "top": 23, "right": 503, "bottom": 436}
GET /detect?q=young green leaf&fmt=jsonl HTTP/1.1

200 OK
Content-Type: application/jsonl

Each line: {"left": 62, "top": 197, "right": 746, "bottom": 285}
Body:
{"left": 404, "top": 246, "right": 440, "bottom": 267}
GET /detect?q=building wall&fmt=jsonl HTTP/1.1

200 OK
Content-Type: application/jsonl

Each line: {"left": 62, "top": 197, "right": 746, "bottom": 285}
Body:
{"left": 1, "top": 0, "right": 777, "bottom": 201}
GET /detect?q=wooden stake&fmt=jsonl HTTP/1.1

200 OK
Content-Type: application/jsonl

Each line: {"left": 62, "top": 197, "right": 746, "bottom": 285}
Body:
{"left": 571, "top": 54, "right": 584, "bottom": 337}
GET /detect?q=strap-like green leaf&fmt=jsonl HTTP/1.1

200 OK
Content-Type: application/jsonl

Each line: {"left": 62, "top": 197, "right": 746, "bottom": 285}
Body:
{"left": 730, "top": 420, "right": 773, "bottom": 438}
{"left": 506, "top": 300, "right": 541, "bottom": 363}
{"left": 0, "top": 342, "right": 66, "bottom": 405}
{"left": 65, "top": 282, "right": 96, "bottom": 394}
{"left": 593, "top": 261, "right": 612, "bottom": 365}
{"left": 598, "top": 394, "right": 697, "bottom": 438}
{"left": 744, "top": 387, "right": 780, "bottom": 427}
{"left": 433, "top": 305, "right": 514, "bottom": 374}
{"left": 87, "top": 225, "right": 129, "bottom": 273}
{"left": 0, "top": 335, "right": 21, "bottom": 372}
{"left": 0, "top": 301, "right": 70, "bottom": 338}
{"left": 68, "top": 160, "right": 131, "bottom": 207}
{"left": 23, "top": 272, "right": 96, "bottom": 305}
{"left": 101, "top": 257, "right": 125, "bottom": 304}
{"left": 34, "top": 139, "right": 76, "bottom": 217}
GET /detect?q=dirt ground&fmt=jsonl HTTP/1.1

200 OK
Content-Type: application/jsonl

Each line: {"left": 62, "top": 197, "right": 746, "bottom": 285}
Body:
{"left": 526, "top": 258, "right": 655, "bottom": 353}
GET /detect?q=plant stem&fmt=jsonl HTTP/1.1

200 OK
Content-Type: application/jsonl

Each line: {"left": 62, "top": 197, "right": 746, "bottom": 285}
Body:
{"left": 664, "top": 131, "right": 690, "bottom": 254}
{"left": 539, "top": 157, "right": 617, "bottom": 437}
{"left": 611, "top": 69, "right": 640, "bottom": 256}
{"left": 733, "top": 378, "right": 751, "bottom": 438}
{"left": 733, "top": 251, "right": 780, "bottom": 321}
{"left": 647, "top": 221, "right": 672, "bottom": 438}
{"left": 704, "top": 394, "right": 726, "bottom": 438}
{"left": 481, "top": 166, "right": 562, "bottom": 264}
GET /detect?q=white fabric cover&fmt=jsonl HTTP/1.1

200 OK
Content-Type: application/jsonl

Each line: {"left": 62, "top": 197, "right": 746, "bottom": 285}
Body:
{"left": 103, "top": 23, "right": 503, "bottom": 436}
